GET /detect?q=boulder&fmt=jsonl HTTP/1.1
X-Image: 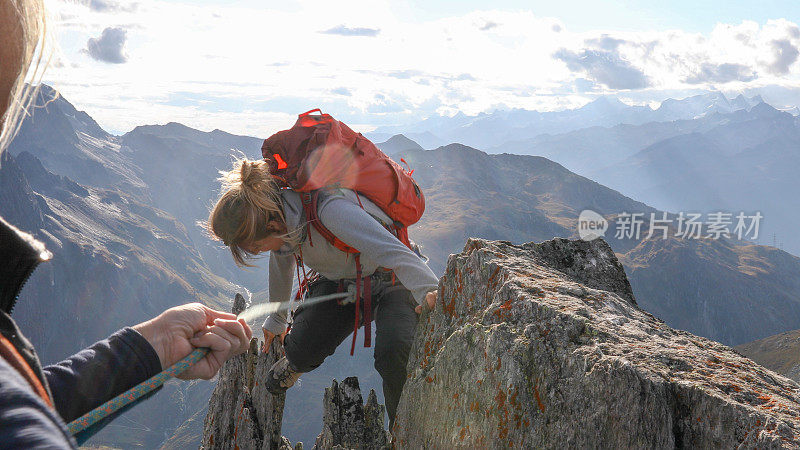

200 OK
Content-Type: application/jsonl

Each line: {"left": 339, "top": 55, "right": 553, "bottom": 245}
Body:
{"left": 393, "top": 238, "right": 800, "bottom": 448}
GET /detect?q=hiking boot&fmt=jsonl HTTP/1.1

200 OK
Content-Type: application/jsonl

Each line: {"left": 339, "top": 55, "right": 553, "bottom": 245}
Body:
{"left": 265, "top": 356, "right": 303, "bottom": 395}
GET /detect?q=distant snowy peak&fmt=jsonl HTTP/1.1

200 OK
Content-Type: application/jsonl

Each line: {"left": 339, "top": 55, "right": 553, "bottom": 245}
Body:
{"left": 370, "top": 90, "right": 778, "bottom": 150}
{"left": 578, "top": 96, "right": 640, "bottom": 114}
{"left": 730, "top": 94, "right": 752, "bottom": 110}
{"left": 655, "top": 92, "right": 763, "bottom": 120}
{"left": 749, "top": 94, "right": 766, "bottom": 106}
{"left": 746, "top": 101, "right": 786, "bottom": 119}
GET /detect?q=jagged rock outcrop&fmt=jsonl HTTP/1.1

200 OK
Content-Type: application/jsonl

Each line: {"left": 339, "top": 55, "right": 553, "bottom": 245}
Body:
{"left": 202, "top": 294, "right": 290, "bottom": 450}
{"left": 394, "top": 237, "right": 800, "bottom": 448}
{"left": 313, "top": 378, "right": 390, "bottom": 450}
{"left": 202, "top": 295, "right": 391, "bottom": 450}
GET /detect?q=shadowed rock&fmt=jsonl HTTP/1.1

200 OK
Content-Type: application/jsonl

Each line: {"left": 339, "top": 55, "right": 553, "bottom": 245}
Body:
{"left": 232, "top": 292, "right": 249, "bottom": 315}
{"left": 201, "top": 295, "right": 289, "bottom": 450}
{"left": 313, "top": 377, "right": 390, "bottom": 450}
{"left": 201, "top": 297, "right": 389, "bottom": 450}
{"left": 393, "top": 237, "right": 800, "bottom": 448}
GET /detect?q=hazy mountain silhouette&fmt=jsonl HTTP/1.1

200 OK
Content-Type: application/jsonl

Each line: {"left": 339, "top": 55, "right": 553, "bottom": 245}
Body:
{"left": 736, "top": 328, "right": 800, "bottom": 383}
{"left": 488, "top": 100, "right": 800, "bottom": 256}
{"left": 370, "top": 92, "right": 764, "bottom": 150}
{"left": 375, "top": 134, "right": 423, "bottom": 154}
{"left": 589, "top": 103, "right": 800, "bottom": 255}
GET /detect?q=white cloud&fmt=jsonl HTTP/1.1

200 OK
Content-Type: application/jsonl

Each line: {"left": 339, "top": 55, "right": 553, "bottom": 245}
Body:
{"left": 41, "top": 1, "right": 800, "bottom": 136}
{"left": 554, "top": 48, "right": 650, "bottom": 89}
{"left": 85, "top": 26, "right": 128, "bottom": 63}
{"left": 320, "top": 25, "right": 380, "bottom": 37}
{"left": 82, "top": 0, "right": 139, "bottom": 13}
{"left": 767, "top": 39, "right": 799, "bottom": 74}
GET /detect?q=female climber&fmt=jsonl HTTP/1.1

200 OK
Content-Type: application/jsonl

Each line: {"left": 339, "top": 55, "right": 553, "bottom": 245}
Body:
{"left": 207, "top": 155, "right": 438, "bottom": 429}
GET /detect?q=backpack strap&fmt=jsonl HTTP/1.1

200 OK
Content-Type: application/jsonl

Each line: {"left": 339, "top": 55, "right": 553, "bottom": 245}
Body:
{"left": 362, "top": 267, "right": 372, "bottom": 348}
{"left": 293, "top": 247, "right": 319, "bottom": 307}
{"left": 0, "top": 334, "right": 53, "bottom": 408}
{"left": 298, "top": 189, "right": 407, "bottom": 355}
{"left": 346, "top": 254, "right": 373, "bottom": 356}
{"left": 300, "top": 191, "right": 359, "bottom": 253}
{"left": 300, "top": 193, "right": 315, "bottom": 248}
{"left": 350, "top": 254, "right": 361, "bottom": 356}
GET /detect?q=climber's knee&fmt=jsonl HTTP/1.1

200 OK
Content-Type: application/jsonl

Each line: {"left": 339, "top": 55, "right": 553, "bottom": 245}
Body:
{"left": 283, "top": 337, "right": 324, "bottom": 373}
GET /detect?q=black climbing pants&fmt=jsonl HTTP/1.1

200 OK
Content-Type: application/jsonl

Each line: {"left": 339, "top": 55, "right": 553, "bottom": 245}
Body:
{"left": 283, "top": 273, "right": 419, "bottom": 429}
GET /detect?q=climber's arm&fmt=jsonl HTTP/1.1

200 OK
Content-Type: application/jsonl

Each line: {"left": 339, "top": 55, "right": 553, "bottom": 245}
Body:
{"left": 318, "top": 197, "right": 439, "bottom": 306}
{"left": 43, "top": 327, "right": 162, "bottom": 424}
{"left": 262, "top": 251, "right": 296, "bottom": 337}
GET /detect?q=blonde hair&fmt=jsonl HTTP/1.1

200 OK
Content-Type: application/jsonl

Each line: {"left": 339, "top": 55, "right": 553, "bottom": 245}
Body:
{"left": 0, "top": 0, "right": 49, "bottom": 152}
{"left": 208, "top": 157, "right": 304, "bottom": 267}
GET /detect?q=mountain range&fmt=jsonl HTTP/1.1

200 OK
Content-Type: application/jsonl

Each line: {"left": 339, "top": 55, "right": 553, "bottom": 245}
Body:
{"left": 372, "top": 91, "right": 800, "bottom": 257}
{"left": 368, "top": 92, "right": 770, "bottom": 150}
{"left": 389, "top": 142, "right": 800, "bottom": 347}
{"left": 486, "top": 102, "right": 800, "bottom": 256}
{"left": 2, "top": 85, "right": 800, "bottom": 446}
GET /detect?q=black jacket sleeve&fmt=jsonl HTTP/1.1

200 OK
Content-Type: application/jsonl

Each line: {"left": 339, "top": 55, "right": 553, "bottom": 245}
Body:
{"left": 0, "top": 327, "right": 162, "bottom": 448}
{"left": 44, "top": 327, "right": 162, "bottom": 423}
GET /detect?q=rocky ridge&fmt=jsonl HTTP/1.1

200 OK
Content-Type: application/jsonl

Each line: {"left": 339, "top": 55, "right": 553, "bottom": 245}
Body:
{"left": 313, "top": 377, "right": 390, "bottom": 450}
{"left": 393, "top": 237, "right": 800, "bottom": 448}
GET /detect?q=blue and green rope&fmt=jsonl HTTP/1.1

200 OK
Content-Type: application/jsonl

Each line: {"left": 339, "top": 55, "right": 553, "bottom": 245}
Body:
{"left": 67, "top": 347, "right": 210, "bottom": 435}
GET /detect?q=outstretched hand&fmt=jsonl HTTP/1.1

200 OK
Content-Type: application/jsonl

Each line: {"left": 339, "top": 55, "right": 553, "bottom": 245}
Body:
{"left": 133, "top": 303, "right": 253, "bottom": 380}
{"left": 415, "top": 290, "right": 438, "bottom": 314}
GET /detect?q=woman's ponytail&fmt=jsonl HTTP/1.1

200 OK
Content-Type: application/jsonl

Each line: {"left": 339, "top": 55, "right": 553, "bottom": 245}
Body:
{"left": 208, "top": 157, "right": 302, "bottom": 266}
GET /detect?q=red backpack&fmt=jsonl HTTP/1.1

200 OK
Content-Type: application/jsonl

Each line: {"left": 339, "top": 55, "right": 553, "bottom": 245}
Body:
{"left": 262, "top": 109, "right": 425, "bottom": 354}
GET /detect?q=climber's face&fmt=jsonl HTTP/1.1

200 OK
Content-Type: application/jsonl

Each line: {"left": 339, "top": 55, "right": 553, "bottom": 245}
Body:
{"left": 242, "top": 235, "right": 285, "bottom": 255}
{"left": 240, "top": 218, "right": 287, "bottom": 254}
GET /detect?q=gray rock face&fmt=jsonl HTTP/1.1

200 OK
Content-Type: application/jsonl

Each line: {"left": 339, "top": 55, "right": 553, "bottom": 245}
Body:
{"left": 201, "top": 296, "right": 287, "bottom": 450}
{"left": 394, "top": 237, "right": 800, "bottom": 448}
{"left": 313, "top": 377, "right": 390, "bottom": 450}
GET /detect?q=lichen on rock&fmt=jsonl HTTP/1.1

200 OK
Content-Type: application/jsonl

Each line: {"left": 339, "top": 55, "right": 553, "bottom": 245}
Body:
{"left": 393, "top": 237, "right": 800, "bottom": 448}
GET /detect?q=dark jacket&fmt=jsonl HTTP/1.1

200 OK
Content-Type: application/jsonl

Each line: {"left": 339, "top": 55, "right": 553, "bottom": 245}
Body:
{"left": 0, "top": 216, "right": 163, "bottom": 448}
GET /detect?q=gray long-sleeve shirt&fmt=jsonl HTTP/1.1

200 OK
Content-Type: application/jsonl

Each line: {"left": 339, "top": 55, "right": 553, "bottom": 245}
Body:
{"left": 261, "top": 188, "right": 439, "bottom": 334}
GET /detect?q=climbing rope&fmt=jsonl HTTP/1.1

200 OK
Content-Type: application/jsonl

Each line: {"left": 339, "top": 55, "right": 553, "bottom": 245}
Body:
{"left": 67, "top": 347, "right": 210, "bottom": 435}
{"left": 67, "top": 292, "right": 353, "bottom": 436}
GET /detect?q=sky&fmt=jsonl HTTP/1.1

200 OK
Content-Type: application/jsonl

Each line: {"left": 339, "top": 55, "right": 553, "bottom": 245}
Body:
{"left": 42, "top": 0, "right": 800, "bottom": 136}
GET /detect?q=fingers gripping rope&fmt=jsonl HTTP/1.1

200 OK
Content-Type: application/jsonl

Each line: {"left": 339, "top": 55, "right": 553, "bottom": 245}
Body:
{"left": 67, "top": 347, "right": 210, "bottom": 435}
